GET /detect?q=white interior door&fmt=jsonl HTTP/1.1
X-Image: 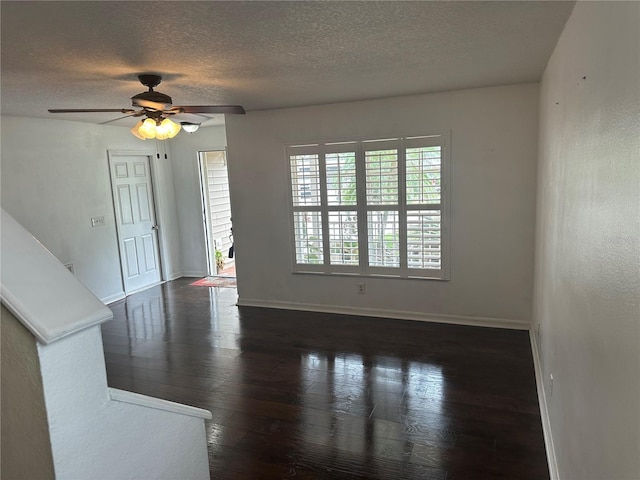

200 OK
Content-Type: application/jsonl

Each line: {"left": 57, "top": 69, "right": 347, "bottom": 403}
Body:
{"left": 109, "top": 153, "right": 162, "bottom": 293}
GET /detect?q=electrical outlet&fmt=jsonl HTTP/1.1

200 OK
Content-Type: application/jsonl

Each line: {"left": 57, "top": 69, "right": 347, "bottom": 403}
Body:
{"left": 358, "top": 283, "right": 365, "bottom": 294}
{"left": 549, "top": 374, "right": 554, "bottom": 397}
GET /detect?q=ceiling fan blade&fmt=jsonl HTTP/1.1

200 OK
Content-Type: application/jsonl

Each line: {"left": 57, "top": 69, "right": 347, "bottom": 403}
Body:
{"left": 172, "top": 105, "right": 246, "bottom": 115}
{"left": 183, "top": 112, "right": 214, "bottom": 120}
{"left": 99, "top": 113, "right": 138, "bottom": 125}
{"left": 48, "top": 108, "right": 136, "bottom": 114}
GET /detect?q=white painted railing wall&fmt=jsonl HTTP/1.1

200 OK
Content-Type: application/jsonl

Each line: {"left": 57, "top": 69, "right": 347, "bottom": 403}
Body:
{"left": 0, "top": 209, "right": 212, "bottom": 479}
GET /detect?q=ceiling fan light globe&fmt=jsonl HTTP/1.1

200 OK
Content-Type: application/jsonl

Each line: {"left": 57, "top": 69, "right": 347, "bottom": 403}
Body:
{"left": 181, "top": 122, "right": 200, "bottom": 133}
{"left": 138, "top": 118, "right": 157, "bottom": 139}
{"left": 165, "top": 118, "right": 182, "bottom": 138}
{"left": 155, "top": 126, "right": 170, "bottom": 140}
{"left": 130, "top": 120, "right": 146, "bottom": 140}
{"left": 155, "top": 118, "right": 180, "bottom": 140}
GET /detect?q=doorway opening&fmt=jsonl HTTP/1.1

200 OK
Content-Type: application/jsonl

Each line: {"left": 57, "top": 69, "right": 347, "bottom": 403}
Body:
{"left": 198, "top": 150, "right": 235, "bottom": 277}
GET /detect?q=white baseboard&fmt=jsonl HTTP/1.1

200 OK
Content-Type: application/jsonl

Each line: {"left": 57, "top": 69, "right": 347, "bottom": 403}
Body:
{"left": 180, "top": 271, "right": 207, "bottom": 278}
{"left": 109, "top": 388, "right": 212, "bottom": 420}
{"left": 102, "top": 281, "right": 168, "bottom": 304}
{"left": 530, "top": 330, "right": 559, "bottom": 480}
{"left": 124, "top": 281, "right": 164, "bottom": 297}
{"left": 236, "top": 298, "right": 529, "bottom": 330}
{"left": 101, "top": 291, "right": 126, "bottom": 305}
{"left": 167, "top": 271, "right": 183, "bottom": 281}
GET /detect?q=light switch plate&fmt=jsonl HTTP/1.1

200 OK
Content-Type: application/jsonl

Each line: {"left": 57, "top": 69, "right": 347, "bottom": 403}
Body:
{"left": 91, "top": 216, "right": 105, "bottom": 227}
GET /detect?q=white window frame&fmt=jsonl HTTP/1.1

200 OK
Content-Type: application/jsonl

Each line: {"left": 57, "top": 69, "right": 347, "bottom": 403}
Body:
{"left": 287, "top": 133, "right": 450, "bottom": 280}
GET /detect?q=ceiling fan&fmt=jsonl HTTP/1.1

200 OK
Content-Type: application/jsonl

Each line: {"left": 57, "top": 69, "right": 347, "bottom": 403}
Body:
{"left": 48, "top": 74, "right": 245, "bottom": 140}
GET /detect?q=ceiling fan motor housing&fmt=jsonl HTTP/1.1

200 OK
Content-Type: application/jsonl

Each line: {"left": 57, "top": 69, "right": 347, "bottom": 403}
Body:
{"left": 131, "top": 90, "right": 173, "bottom": 108}
{"left": 131, "top": 74, "right": 173, "bottom": 108}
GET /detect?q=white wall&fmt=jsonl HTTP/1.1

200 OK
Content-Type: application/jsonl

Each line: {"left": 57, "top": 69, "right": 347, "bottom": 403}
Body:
{"left": 1, "top": 205, "right": 210, "bottom": 479}
{"left": 169, "top": 125, "right": 227, "bottom": 276}
{"left": 151, "top": 141, "right": 183, "bottom": 283}
{"left": 225, "top": 84, "right": 539, "bottom": 326}
{"left": 0, "top": 117, "right": 182, "bottom": 302}
{"left": 1, "top": 305, "right": 55, "bottom": 480}
{"left": 533, "top": 2, "right": 640, "bottom": 479}
{"left": 38, "top": 326, "right": 210, "bottom": 480}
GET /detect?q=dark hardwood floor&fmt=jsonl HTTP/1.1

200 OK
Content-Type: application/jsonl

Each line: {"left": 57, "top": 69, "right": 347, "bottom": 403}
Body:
{"left": 102, "top": 278, "right": 548, "bottom": 480}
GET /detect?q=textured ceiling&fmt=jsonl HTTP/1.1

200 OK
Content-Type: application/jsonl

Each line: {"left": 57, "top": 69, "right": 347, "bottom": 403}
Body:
{"left": 1, "top": 1, "right": 574, "bottom": 126}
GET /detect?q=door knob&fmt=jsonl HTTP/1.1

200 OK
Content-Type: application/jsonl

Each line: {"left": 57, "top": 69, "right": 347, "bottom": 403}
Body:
{"left": 152, "top": 225, "right": 159, "bottom": 231}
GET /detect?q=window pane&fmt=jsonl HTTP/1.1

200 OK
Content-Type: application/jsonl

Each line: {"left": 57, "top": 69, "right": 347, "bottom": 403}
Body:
{"left": 290, "top": 154, "right": 321, "bottom": 206}
{"left": 367, "top": 211, "right": 399, "bottom": 267}
{"left": 294, "top": 212, "right": 324, "bottom": 264}
{"left": 407, "top": 210, "right": 441, "bottom": 269}
{"left": 329, "top": 211, "right": 359, "bottom": 265}
{"left": 406, "top": 146, "right": 441, "bottom": 204}
{"left": 326, "top": 152, "right": 357, "bottom": 206}
{"left": 365, "top": 149, "right": 398, "bottom": 205}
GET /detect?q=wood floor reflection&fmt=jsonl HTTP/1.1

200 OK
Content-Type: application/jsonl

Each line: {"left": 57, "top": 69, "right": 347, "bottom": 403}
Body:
{"left": 103, "top": 279, "right": 548, "bottom": 479}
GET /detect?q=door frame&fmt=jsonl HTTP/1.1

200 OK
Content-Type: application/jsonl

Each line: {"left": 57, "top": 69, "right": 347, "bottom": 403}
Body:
{"left": 196, "top": 147, "right": 235, "bottom": 276}
{"left": 197, "top": 149, "right": 231, "bottom": 276}
{"left": 198, "top": 151, "right": 216, "bottom": 276}
{"left": 107, "top": 149, "right": 166, "bottom": 294}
